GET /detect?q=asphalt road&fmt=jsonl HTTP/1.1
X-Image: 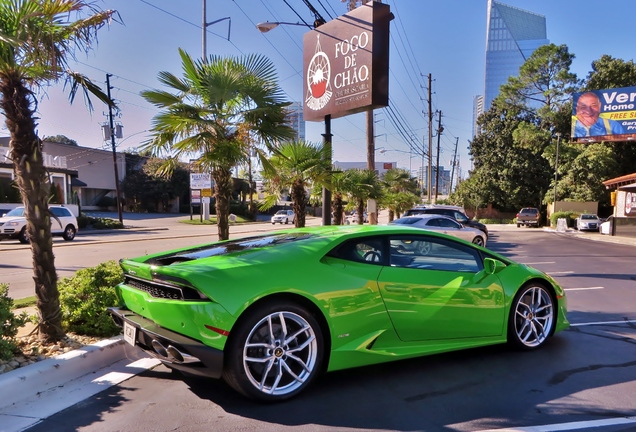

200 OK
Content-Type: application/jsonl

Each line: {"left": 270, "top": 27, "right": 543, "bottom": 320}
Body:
{"left": 21, "top": 225, "right": 636, "bottom": 432}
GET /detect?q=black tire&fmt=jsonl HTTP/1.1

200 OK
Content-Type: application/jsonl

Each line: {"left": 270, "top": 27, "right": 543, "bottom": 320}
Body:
{"left": 507, "top": 283, "right": 555, "bottom": 350}
{"left": 222, "top": 300, "right": 324, "bottom": 402}
{"left": 516, "top": 223, "right": 520, "bottom": 228}
{"left": 18, "top": 227, "right": 30, "bottom": 244}
{"left": 284, "top": 219, "right": 289, "bottom": 224}
{"left": 272, "top": 222, "right": 275, "bottom": 225}
{"left": 62, "top": 225, "right": 76, "bottom": 241}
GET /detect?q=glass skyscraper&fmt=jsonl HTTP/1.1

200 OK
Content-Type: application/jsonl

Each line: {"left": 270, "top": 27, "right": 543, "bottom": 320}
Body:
{"left": 483, "top": 0, "right": 549, "bottom": 111}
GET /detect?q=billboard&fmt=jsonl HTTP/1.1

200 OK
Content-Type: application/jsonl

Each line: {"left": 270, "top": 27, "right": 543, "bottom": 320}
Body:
{"left": 303, "top": 2, "right": 391, "bottom": 121}
{"left": 572, "top": 87, "right": 636, "bottom": 142}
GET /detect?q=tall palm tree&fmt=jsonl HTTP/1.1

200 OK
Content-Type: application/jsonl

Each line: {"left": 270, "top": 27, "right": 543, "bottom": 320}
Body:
{"left": 0, "top": 0, "right": 117, "bottom": 341}
{"left": 260, "top": 140, "right": 330, "bottom": 228}
{"left": 330, "top": 170, "right": 354, "bottom": 225}
{"left": 141, "top": 49, "right": 294, "bottom": 240}
{"left": 346, "top": 169, "right": 383, "bottom": 225}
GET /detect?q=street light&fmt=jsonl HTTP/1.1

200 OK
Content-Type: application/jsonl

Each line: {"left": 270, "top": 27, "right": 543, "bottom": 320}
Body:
{"left": 256, "top": 21, "right": 311, "bottom": 33}
{"left": 554, "top": 132, "right": 562, "bottom": 207}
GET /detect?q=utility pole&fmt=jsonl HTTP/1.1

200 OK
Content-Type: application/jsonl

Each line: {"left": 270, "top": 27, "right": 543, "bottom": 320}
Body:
{"left": 106, "top": 74, "right": 123, "bottom": 224}
{"left": 450, "top": 137, "right": 459, "bottom": 193}
{"left": 427, "top": 73, "right": 433, "bottom": 203}
{"left": 435, "top": 110, "right": 443, "bottom": 202}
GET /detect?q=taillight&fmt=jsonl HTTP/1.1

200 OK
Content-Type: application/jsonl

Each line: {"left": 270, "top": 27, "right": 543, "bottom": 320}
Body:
{"left": 516, "top": 213, "right": 520, "bottom": 218}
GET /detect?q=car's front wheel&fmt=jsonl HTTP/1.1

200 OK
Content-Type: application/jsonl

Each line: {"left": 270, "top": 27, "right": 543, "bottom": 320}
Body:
{"left": 223, "top": 300, "right": 324, "bottom": 402}
{"left": 62, "top": 225, "right": 76, "bottom": 241}
{"left": 18, "top": 227, "right": 29, "bottom": 244}
{"left": 472, "top": 236, "right": 485, "bottom": 247}
{"left": 508, "top": 283, "right": 555, "bottom": 350}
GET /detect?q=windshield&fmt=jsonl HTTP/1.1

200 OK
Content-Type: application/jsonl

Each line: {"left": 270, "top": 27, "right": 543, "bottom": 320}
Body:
{"left": 275, "top": 210, "right": 288, "bottom": 215}
{"left": 581, "top": 214, "right": 598, "bottom": 220}
{"left": 4, "top": 208, "right": 24, "bottom": 217}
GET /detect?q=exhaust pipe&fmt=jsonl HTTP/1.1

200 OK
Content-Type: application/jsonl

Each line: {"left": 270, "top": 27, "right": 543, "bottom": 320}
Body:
{"left": 151, "top": 340, "right": 168, "bottom": 358}
{"left": 167, "top": 345, "right": 200, "bottom": 364}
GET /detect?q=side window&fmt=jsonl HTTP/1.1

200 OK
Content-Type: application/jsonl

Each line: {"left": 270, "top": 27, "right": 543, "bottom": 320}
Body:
{"left": 453, "top": 211, "right": 469, "bottom": 223}
{"left": 426, "top": 218, "right": 440, "bottom": 227}
{"left": 330, "top": 237, "right": 385, "bottom": 265}
{"left": 389, "top": 235, "right": 482, "bottom": 273}
{"left": 437, "top": 218, "right": 460, "bottom": 229}
{"left": 50, "top": 207, "right": 70, "bottom": 217}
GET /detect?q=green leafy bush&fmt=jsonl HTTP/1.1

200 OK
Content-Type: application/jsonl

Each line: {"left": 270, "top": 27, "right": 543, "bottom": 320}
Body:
{"left": 77, "top": 213, "right": 124, "bottom": 229}
{"left": 0, "top": 283, "right": 28, "bottom": 360}
{"left": 550, "top": 211, "right": 578, "bottom": 228}
{"left": 478, "top": 218, "right": 515, "bottom": 224}
{"left": 59, "top": 261, "right": 123, "bottom": 337}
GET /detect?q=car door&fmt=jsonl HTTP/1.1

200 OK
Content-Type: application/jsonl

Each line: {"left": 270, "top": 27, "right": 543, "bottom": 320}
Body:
{"left": 49, "top": 207, "right": 67, "bottom": 234}
{"left": 378, "top": 234, "right": 505, "bottom": 342}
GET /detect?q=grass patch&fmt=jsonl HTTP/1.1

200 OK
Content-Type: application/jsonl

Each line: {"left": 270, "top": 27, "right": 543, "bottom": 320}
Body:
{"left": 12, "top": 296, "right": 37, "bottom": 309}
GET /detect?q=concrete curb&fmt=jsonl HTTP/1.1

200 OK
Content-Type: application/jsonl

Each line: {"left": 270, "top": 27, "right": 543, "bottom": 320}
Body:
{"left": 0, "top": 336, "right": 126, "bottom": 410}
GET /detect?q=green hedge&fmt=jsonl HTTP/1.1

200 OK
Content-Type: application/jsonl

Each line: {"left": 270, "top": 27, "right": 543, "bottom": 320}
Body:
{"left": 550, "top": 211, "right": 578, "bottom": 228}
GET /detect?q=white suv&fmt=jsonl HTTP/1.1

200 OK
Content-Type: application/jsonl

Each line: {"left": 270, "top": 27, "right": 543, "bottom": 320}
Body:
{"left": 271, "top": 209, "right": 295, "bottom": 225}
{"left": 0, "top": 205, "right": 78, "bottom": 244}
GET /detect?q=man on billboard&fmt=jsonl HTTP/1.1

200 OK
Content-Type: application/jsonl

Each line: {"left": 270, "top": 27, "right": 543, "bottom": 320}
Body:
{"left": 572, "top": 92, "right": 626, "bottom": 138}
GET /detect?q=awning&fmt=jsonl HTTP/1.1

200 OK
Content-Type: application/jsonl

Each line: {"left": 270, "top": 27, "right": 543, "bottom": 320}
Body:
{"left": 602, "top": 172, "right": 636, "bottom": 190}
{"left": 71, "top": 178, "right": 87, "bottom": 187}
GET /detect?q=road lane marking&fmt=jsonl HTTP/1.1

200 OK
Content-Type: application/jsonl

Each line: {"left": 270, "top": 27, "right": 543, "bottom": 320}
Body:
{"left": 563, "top": 286, "right": 604, "bottom": 291}
{"left": 570, "top": 319, "right": 636, "bottom": 327}
{"left": 547, "top": 271, "right": 574, "bottom": 275}
{"left": 522, "top": 261, "right": 555, "bottom": 265}
{"left": 478, "top": 415, "right": 636, "bottom": 431}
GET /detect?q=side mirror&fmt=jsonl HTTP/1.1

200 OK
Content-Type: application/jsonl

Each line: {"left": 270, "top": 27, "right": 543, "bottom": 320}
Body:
{"left": 484, "top": 257, "right": 505, "bottom": 275}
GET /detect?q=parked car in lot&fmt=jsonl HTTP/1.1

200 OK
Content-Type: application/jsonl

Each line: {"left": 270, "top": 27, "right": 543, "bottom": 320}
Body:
{"left": 0, "top": 205, "right": 78, "bottom": 244}
{"left": 516, "top": 207, "right": 541, "bottom": 227}
{"left": 576, "top": 214, "right": 601, "bottom": 231}
{"left": 109, "top": 224, "right": 568, "bottom": 402}
{"left": 350, "top": 211, "right": 368, "bottom": 223}
{"left": 390, "top": 214, "right": 487, "bottom": 246}
{"left": 271, "top": 209, "right": 295, "bottom": 225}
{"left": 403, "top": 204, "right": 488, "bottom": 238}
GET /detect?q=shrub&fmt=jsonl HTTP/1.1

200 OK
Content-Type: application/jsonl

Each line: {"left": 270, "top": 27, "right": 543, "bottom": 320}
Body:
{"left": 550, "top": 211, "right": 578, "bottom": 228}
{"left": 0, "top": 283, "right": 28, "bottom": 360}
{"left": 58, "top": 261, "right": 123, "bottom": 337}
{"left": 478, "top": 218, "right": 515, "bottom": 224}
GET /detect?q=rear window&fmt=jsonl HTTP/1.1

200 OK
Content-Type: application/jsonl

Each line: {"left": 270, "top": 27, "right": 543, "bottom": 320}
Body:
{"left": 147, "top": 232, "right": 315, "bottom": 265}
{"left": 520, "top": 208, "right": 538, "bottom": 214}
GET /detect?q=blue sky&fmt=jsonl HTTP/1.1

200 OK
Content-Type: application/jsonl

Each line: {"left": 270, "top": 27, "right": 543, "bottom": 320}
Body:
{"left": 10, "top": 0, "right": 636, "bottom": 180}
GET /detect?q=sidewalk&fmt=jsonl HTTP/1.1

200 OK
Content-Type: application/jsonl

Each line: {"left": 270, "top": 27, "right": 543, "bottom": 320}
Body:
{"left": 2, "top": 215, "right": 635, "bottom": 431}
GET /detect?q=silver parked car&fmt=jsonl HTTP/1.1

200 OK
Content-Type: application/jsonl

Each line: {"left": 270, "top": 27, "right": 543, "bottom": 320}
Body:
{"left": 271, "top": 209, "right": 295, "bottom": 225}
{"left": 576, "top": 214, "right": 601, "bottom": 232}
{"left": 390, "top": 214, "right": 487, "bottom": 247}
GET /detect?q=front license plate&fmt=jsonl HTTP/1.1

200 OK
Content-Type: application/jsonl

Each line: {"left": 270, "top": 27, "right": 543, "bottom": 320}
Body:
{"left": 123, "top": 321, "right": 136, "bottom": 346}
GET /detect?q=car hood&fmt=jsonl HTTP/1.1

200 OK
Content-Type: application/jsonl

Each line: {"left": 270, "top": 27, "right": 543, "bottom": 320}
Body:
{"left": 0, "top": 216, "right": 25, "bottom": 223}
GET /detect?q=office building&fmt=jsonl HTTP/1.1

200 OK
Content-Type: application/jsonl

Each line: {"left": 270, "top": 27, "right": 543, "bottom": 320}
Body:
{"left": 482, "top": 1, "right": 549, "bottom": 113}
{"left": 285, "top": 102, "right": 305, "bottom": 141}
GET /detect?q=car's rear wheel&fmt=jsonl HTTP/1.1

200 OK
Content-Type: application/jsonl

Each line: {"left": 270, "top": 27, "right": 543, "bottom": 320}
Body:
{"left": 223, "top": 300, "right": 324, "bottom": 402}
{"left": 508, "top": 283, "right": 555, "bottom": 350}
{"left": 62, "top": 225, "right": 76, "bottom": 241}
{"left": 18, "top": 227, "right": 29, "bottom": 244}
{"left": 472, "top": 236, "right": 485, "bottom": 247}
{"left": 284, "top": 218, "right": 289, "bottom": 224}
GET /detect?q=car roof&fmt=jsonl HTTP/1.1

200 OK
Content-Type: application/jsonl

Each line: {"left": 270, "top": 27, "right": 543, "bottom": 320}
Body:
{"left": 394, "top": 214, "right": 457, "bottom": 222}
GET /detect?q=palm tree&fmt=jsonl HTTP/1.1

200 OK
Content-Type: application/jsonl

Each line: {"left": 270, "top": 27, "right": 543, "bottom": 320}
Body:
{"left": 330, "top": 170, "right": 353, "bottom": 225}
{"left": 260, "top": 140, "right": 330, "bottom": 228}
{"left": 381, "top": 168, "right": 420, "bottom": 221}
{"left": 346, "top": 169, "right": 383, "bottom": 225}
{"left": 0, "top": 1, "right": 117, "bottom": 342}
{"left": 141, "top": 49, "right": 294, "bottom": 240}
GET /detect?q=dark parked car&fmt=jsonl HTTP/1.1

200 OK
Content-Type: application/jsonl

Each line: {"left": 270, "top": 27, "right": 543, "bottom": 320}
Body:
{"left": 403, "top": 205, "right": 488, "bottom": 237}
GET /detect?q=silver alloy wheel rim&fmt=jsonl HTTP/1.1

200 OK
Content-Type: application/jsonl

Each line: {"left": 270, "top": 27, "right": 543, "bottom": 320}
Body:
{"left": 65, "top": 227, "right": 75, "bottom": 239}
{"left": 243, "top": 311, "right": 318, "bottom": 396}
{"left": 473, "top": 237, "right": 484, "bottom": 246}
{"left": 513, "top": 286, "right": 554, "bottom": 347}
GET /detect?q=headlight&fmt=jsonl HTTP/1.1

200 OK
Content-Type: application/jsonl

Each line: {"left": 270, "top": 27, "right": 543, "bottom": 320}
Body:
{"left": 5, "top": 221, "right": 21, "bottom": 226}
